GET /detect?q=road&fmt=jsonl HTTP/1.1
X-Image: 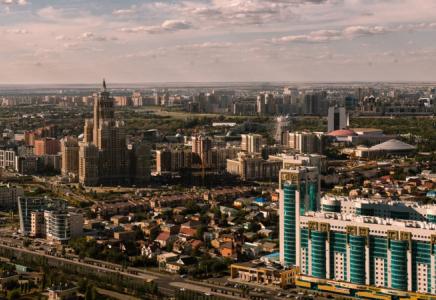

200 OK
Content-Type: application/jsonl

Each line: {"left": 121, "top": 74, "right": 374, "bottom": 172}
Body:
{"left": 96, "top": 288, "right": 141, "bottom": 300}
{"left": 0, "top": 239, "right": 322, "bottom": 300}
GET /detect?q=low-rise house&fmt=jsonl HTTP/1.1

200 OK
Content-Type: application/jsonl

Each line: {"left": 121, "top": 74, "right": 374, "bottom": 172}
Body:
{"left": 120, "top": 241, "right": 138, "bottom": 256}
{"left": 114, "top": 231, "right": 136, "bottom": 241}
{"left": 173, "top": 207, "right": 188, "bottom": 214}
{"left": 181, "top": 220, "right": 203, "bottom": 229}
{"left": 160, "top": 223, "right": 180, "bottom": 235}
{"left": 166, "top": 256, "right": 198, "bottom": 273}
{"left": 262, "top": 242, "right": 279, "bottom": 253}
{"left": 260, "top": 208, "right": 277, "bottom": 219}
{"left": 219, "top": 241, "right": 241, "bottom": 257}
{"left": 211, "top": 238, "right": 225, "bottom": 249}
{"left": 259, "top": 221, "right": 276, "bottom": 230}
{"left": 427, "top": 190, "right": 436, "bottom": 199}
{"left": 245, "top": 211, "right": 264, "bottom": 221}
{"left": 0, "top": 271, "right": 20, "bottom": 288}
{"left": 141, "top": 221, "right": 158, "bottom": 236}
{"left": 157, "top": 252, "right": 179, "bottom": 269}
{"left": 110, "top": 215, "right": 129, "bottom": 225}
{"left": 252, "top": 197, "right": 271, "bottom": 207}
{"left": 203, "top": 232, "right": 215, "bottom": 242}
{"left": 173, "top": 215, "right": 186, "bottom": 224}
{"left": 221, "top": 232, "right": 244, "bottom": 243}
{"left": 220, "top": 206, "right": 238, "bottom": 216}
{"left": 141, "top": 241, "right": 161, "bottom": 259}
{"left": 258, "top": 229, "right": 274, "bottom": 238}
{"left": 241, "top": 242, "right": 261, "bottom": 257}
{"left": 155, "top": 232, "right": 177, "bottom": 248}
{"left": 179, "top": 227, "right": 196, "bottom": 237}
{"left": 48, "top": 283, "right": 79, "bottom": 300}
{"left": 173, "top": 239, "right": 192, "bottom": 254}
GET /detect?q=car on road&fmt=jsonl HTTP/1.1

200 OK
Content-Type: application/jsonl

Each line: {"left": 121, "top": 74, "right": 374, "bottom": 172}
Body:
{"left": 180, "top": 288, "right": 185, "bottom": 291}
{"left": 181, "top": 274, "right": 188, "bottom": 278}
{"left": 224, "top": 282, "right": 230, "bottom": 286}
{"left": 278, "top": 292, "right": 284, "bottom": 297}
{"left": 204, "top": 293, "right": 211, "bottom": 296}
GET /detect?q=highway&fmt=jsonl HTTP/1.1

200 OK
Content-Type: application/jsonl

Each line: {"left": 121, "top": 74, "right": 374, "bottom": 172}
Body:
{"left": 0, "top": 238, "right": 312, "bottom": 299}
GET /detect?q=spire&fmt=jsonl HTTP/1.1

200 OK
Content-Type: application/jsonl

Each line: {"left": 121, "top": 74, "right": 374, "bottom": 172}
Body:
{"left": 102, "top": 78, "right": 107, "bottom": 92}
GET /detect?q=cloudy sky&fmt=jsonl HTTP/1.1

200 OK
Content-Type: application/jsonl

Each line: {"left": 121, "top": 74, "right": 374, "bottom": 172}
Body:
{"left": 1, "top": 0, "right": 436, "bottom": 84}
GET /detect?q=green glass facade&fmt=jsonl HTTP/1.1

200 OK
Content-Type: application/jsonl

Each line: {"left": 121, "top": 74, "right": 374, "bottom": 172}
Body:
{"left": 349, "top": 235, "right": 366, "bottom": 284}
{"left": 428, "top": 214, "right": 436, "bottom": 223}
{"left": 391, "top": 211, "right": 410, "bottom": 220}
{"left": 311, "top": 230, "right": 327, "bottom": 278}
{"left": 283, "top": 184, "right": 297, "bottom": 266}
{"left": 390, "top": 240, "right": 408, "bottom": 291}
{"left": 355, "top": 207, "right": 375, "bottom": 216}
{"left": 411, "top": 241, "right": 431, "bottom": 293}
{"left": 308, "top": 184, "right": 318, "bottom": 212}
{"left": 330, "top": 232, "right": 347, "bottom": 279}
{"left": 369, "top": 237, "right": 387, "bottom": 286}
{"left": 301, "top": 228, "right": 309, "bottom": 274}
{"left": 323, "top": 204, "right": 341, "bottom": 213}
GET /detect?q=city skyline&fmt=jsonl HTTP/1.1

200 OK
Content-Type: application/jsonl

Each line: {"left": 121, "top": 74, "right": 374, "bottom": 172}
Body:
{"left": 1, "top": 0, "right": 436, "bottom": 84}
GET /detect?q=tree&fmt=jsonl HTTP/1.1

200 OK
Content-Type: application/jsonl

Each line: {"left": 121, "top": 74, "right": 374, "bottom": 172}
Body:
{"left": 194, "top": 226, "right": 206, "bottom": 241}
{"left": 9, "top": 289, "right": 20, "bottom": 300}
{"left": 61, "top": 247, "right": 66, "bottom": 256}
{"left": 190, "top": 244, "right": 201, "bottom": 257}
{"left": 22, "top": 239, "right": 31, "bottom": 248}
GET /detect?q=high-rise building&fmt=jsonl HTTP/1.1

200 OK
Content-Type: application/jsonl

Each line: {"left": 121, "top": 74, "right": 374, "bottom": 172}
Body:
{"left": 34, "top": 138, "right": 60, "bottom": 156}
{"left": 0, "top": 183, "right": 24, "bottom": 209}
{"left": 70, "top": 80, "right": 151, "bottom": 186}
{"left": 61, "top": 137, "right": 79, "bottom": 175}
{"left": 327, "top": 106, "right": 348, "bottom": 132}
{"left": 283, "top": 131, "right": 327, "bottom": 154}
{"left": 241, "top": 133, "right": 263, "bottom": 153}
{"left": 279, "top": 166, "right": 320, "bottom": 266}
{"left": 257, "top": 94, "right": 266, "bottom": 114}
{"left": 191, "top": 135, "right": 212, "bottom": 165}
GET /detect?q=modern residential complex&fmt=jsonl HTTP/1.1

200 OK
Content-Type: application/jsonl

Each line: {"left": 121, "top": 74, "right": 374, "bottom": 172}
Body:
{"left": 280, "top": 170, "right": 436, "bottom": 297}
{"left": 17, "top": 197, "right": 67, "bottom": 235}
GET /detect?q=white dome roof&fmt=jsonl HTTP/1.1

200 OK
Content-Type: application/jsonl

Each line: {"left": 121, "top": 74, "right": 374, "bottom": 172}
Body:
{"left": 370, "top": 139, "right": 416, "bottom": 151}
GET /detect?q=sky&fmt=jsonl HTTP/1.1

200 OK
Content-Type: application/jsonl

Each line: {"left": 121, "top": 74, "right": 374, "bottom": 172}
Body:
{"left": 1, "top": 0, "right": 436, "bottom": 84}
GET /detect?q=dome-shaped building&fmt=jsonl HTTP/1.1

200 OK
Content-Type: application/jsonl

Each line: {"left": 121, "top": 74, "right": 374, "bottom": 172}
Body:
{"left": 327, "top": 129, "right": 358, "bottom": 142}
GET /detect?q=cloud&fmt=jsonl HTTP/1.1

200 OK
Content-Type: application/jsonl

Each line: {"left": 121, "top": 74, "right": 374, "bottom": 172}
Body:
{"left": 55, "top": 35, "right": 69, "bottom": 41}
{"left": 34, "top": 48, "right": 61, "bottom": 58}
{"left": 113, "top": 9, "right": 135, "bottom": 15}
{"left": 273, "top": 23, "right": 436, "bottom": 44}
{"left": 1, "top": 0, "right": 29, "bottom": 5}
{"left": 6, "top": 29, "right": 31, "bottom": 34}
{"left": 119, "top": 20, "right": 194, "bottom": 34}
{"left": 77, "top": 32, "right": 117, "bottom": 41}
{"left": 179, "top": 1, "right": 300, "bottom": 27}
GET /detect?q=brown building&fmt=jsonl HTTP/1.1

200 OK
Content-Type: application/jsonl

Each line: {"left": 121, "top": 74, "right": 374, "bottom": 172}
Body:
{"left": 61, "top": 137, "right": 79, "bottom": 175}
{"left": 77, "top": 80, "right": 151, "bottom": 186}
{"left": 34, "top": 138, "right": 60, "bottom": 156}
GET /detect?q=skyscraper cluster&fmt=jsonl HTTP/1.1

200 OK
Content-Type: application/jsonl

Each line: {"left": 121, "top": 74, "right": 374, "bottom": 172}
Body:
{"left": 61, "top": 80, "right": 151, "bottom": 186}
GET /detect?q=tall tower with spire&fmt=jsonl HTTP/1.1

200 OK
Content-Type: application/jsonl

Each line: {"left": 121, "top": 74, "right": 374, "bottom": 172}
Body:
{"left": 76, "top": 80, "right": 151, "bottom": 186}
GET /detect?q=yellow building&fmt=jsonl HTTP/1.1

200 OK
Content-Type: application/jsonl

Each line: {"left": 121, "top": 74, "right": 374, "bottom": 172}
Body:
{"left": 47, "top": 283, "right": 79, "bottom": 300}
{"left": 231, "top": 262, "right": 299, "bottom": 287}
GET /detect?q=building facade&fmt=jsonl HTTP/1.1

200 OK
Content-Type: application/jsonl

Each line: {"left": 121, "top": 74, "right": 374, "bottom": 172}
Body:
{"left": 279, "top": 167, "right": 320, "bottom": 266}
{"left": 66, "top": 80, "right": 151, "bottom": 186}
